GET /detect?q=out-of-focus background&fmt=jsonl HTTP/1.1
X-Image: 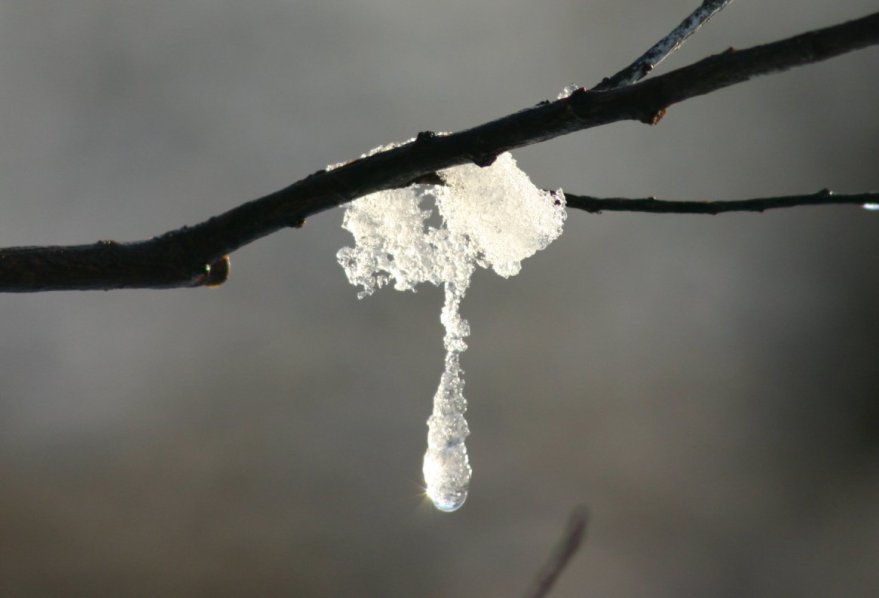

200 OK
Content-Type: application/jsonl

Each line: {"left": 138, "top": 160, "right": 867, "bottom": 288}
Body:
{"left": 1, "top": 1, "right": 877, "bottom": 596}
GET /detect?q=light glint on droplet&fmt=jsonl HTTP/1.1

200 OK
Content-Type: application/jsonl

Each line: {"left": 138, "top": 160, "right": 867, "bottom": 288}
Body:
{"left": 423, "top": 446, "right": 470, "bottom": 512}
{"left": 863, "top": 203, "right": 879, "bottom": 211}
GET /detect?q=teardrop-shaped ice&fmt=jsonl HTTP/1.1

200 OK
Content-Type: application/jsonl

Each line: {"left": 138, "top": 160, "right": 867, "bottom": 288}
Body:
{"left": 423, "top": 440, "right": 470, "bottom": 512}
{"left": 422, "top": 283, "right": 472, "bottom": 512}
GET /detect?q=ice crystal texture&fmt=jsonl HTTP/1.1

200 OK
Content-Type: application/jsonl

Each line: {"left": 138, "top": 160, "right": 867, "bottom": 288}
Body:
{"left": 557, "top": 84, "right": 581, "bottom": 99}
{"left": 338, "top": 145, "right": 566, "bottom": 512}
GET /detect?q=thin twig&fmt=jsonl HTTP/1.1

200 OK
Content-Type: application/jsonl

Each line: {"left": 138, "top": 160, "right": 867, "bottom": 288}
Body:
{"left": 1, "top": 12, "right": 877, "bottom": 291}
{"left": 594, "top": 0, "right": 737, "bottom": 90}
{"left": 524, "top": 506, "right": 590, "bottom": 598}
{"left": 564, "top": 190, "right": 879, "bottom": 215}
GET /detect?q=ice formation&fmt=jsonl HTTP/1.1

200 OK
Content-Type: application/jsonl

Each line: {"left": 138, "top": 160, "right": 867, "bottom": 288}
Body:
{"left": 337, "top": 144, "right": 566, "bottom": 512}
{"left": 557, "top": 84, "right": 581, "bottom": 100}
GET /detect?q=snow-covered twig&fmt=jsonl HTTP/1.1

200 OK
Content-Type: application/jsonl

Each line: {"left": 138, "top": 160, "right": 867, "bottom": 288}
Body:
{"left": 524, "top": 506, "right": 590, "bottom": 598}
{"left": 0, "top": 11, "right": 877, "bottom": 291}
{"left": 594, "top": 0, "right": 736, "bottom": 91}
{"left": 564, "top": 190, "right": 879, "bottom": 215}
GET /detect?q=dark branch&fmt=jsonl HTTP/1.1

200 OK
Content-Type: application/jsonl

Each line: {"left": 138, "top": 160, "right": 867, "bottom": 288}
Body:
{"left": 1, "top": 12, "right": 877, "bottom": 291}
{"left": 565, "top": 190, "right": 879, "bottom": 215}
{"left": 524, "top": 506, "right": 590, "bottom": 598}
{"left": 0, "top": 243, "right": 232, "bottom": 293}
{"left": 594, "top": 0, "right": 737, "bottom": 90}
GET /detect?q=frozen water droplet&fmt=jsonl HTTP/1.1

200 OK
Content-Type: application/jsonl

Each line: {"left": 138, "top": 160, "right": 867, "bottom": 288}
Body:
{"left": 863, "top": 203, "right": 879, "bottom": 211}
{"left": 423, "top": 442, "right": 470, "bottom": 512}
{"left": 422, "top": 283, "right": 472, "bottom": 512}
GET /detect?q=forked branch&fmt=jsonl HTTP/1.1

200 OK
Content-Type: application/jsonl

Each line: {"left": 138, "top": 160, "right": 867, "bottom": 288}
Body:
{"left": 594, "top": 0, "right": 737, "bottom": 90}
{"left": 1, "top": 11, "right": 877, "bottom": 291}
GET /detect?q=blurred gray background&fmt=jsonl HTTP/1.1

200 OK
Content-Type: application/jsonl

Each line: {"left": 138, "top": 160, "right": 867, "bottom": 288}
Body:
{"left": 1, "top": 1, "right": 877, "bottom": 596}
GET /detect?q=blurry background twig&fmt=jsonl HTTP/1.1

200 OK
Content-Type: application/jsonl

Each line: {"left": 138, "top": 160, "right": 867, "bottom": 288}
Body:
{"left": 524, "top": 506, "right": 590, "bottom": 598}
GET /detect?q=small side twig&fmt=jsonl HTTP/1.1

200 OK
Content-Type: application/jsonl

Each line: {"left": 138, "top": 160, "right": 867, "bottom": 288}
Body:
{"left": 594, "top": 0, "right": 737, "bottom": 90}
{"left": 523, "top": 506, "right": 590, "bottom": 598}
{"left": 564, "top": 190, "right": 879, "bottom": 215}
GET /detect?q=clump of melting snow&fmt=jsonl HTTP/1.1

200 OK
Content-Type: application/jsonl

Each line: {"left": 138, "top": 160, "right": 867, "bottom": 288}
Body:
{"left": 337, "top": 144, "right": 565, "bottom": 512}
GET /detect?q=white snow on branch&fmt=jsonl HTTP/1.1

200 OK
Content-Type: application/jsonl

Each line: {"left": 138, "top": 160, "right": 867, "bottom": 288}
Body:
{"left": 338, "top": 145, "right": 565, "bottom": 512}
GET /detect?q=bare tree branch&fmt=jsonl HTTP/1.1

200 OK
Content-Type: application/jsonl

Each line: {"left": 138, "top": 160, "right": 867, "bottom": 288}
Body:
{"left": 1, "top": 12, "right": 877, "bottom": 292}
{"left": 565, "top": 190, "right": 879, "bottom": 215}
{"left": 594, "top": 0, "right": 737, "bottom": 90}
{"left": 524, "top": 506, "right": 590, "bottom": 598}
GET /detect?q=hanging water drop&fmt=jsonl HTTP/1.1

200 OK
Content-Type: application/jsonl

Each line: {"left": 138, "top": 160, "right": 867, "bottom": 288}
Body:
{"left": 422, "top": 282, "right": 472, "bottom": 512}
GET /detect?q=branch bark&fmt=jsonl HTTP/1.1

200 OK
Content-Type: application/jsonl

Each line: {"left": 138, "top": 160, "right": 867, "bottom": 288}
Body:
{"left": 1, "top": 11, "right": 877, "bottom": 291}
{"left": 565, "top": 191, "right": 879, "bottom": 215}
{"left": 594, "top": 0, "right": 737, "bottom": 90}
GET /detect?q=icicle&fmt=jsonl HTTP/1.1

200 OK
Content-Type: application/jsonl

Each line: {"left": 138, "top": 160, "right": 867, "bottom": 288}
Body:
{"left": 422, "top": 282, "right": 472, "bottom": 511}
